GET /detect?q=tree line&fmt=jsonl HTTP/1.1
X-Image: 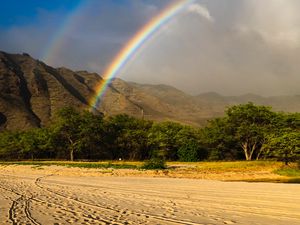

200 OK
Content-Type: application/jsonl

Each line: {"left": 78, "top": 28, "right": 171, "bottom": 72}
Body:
{"left": 0, "top": 103, "right": 299, "bottom": 163}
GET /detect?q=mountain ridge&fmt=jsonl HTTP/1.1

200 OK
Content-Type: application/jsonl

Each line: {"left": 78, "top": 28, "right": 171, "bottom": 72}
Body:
{"left": 0, "top": 51, "right": 299, "bottom": 130}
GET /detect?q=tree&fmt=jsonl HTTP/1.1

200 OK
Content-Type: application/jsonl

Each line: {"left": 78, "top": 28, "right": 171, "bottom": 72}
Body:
{"left": 202, "top": 118, "right": 240, "bottom": 160}
{"left": 52, "top": 107, "right": 104, "bottom": 161}
{"left": 148, "top": 121, "right": 184, "bottom": 160}
{"left": 105, "top": 114, "right": 152, "bottom": 160}
{"left": 175, "top": 126, "right": 207, "bottom": 161}
{"left": 202, "top": 103, "right": 281, "bottom": 161}
{"left": 260, "top": 112, "right": 299, "bottom": 161}
{"left": 52, "top": 107, "right": 83, "bottom": 161}
{"left": 76, "top": 110, "right": 105, "bottom": 159}
{"left": 264, "top": 130, "right": 300, "bottom": 165}
{"left": 0, "top": 131, "right": 21, "bottom": 159}
{"left": 281, "top": 112, "right": 300, "bottom": 130}
{"left": 226, "top": 103, "right": 281, "bottom": 160}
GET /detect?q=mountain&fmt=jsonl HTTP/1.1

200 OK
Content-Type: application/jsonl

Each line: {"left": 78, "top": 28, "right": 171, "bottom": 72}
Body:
{"left": 0, "top": 51, "right": 299, "bottom": 130}
{"left": 0, "top": 51, "right": 140, "bottom": 130}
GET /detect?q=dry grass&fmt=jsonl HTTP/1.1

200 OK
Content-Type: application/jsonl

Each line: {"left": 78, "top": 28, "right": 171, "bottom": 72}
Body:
{"left": 0, "top": 160, "right": 299, "bottom": 183}
{"left": 168, "top": 161, "right": 300, "bottom": 183}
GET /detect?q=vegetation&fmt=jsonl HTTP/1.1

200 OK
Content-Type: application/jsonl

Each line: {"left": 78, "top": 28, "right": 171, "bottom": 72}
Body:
{"left": 141, "top": 157, "right": 167, "bottom": 170}
{"left": 0, "top": 161, "right": 138, "bottom": 169}
{"left": 1, "top": 160, "right": 299, "bottom": 183}
{"left": 0, "top": 103, "right": 299, "bottom": 166}
{"left": 274, "top": 167, "right": 300, "bottom": 177}
{"left": 203, "top": 103, "right": 299, "bottom": 163}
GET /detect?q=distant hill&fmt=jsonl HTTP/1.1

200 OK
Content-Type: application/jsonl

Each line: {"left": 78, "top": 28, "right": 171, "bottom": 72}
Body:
{"left": 195, "top": 92, "right": 300, "bottom": 113}
{"left": 0, "top": 51, "right": 299, "bottom": 130}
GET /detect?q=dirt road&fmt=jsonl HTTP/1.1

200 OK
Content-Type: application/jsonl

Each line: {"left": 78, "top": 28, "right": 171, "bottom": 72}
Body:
{"left": 0, "top": 166, "right": 299, "bottom": 225}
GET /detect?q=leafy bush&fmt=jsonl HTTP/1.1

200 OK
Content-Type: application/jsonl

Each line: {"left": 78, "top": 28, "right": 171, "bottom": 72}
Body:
{"left": 141, "top": 157, "right": 166, "bottom": 170}
{"left": 177, "top": 141, "right": 205, "bottom": 162}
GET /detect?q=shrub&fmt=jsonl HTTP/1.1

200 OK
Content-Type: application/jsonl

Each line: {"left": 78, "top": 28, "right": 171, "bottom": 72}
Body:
{"left": 141, "top": 157, "right": 166, "bottom": 170}
{"left": 177, "top": 140, "right": 208, "bottom": 162}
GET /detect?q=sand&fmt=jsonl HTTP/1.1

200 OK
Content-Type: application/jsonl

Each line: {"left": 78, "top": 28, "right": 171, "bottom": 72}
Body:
{"left": 0, "top": 165, "right": 300, "bottom": 225}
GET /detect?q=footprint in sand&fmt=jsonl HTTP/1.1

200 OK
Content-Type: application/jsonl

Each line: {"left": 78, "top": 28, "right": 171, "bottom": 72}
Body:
{"left": 223, "top": 220, "right": 236, "bottom": 224}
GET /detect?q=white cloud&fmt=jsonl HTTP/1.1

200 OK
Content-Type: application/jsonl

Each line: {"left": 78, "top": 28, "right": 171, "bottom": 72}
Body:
{"left": 187, "top": 3, "right": 214, "bottom": 22}
{"left": 237, "top": 0, "right": 300, "bottom": 47}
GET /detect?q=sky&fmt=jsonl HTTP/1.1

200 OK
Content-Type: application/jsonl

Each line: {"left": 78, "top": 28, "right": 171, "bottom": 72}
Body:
{"left": 1, "top": 0, "right": 300, "bottom": 96}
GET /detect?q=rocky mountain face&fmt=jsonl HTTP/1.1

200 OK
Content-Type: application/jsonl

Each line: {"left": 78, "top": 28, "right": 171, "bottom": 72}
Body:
{"left": 0, "top": 51, "right": 299, "bottom": 130}
{"left": 0, "top": 52, "right": 140, "bottom": 130}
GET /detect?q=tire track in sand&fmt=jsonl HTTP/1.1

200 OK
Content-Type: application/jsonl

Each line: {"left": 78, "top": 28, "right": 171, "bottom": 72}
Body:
{"left": 0, "top": 184, "right": 41, "bottom": 225}
{"left": 35, "top": 174, "right": 204, "bottom": 225}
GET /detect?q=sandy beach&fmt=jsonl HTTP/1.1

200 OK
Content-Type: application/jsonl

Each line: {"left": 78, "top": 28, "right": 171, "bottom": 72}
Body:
{"left": 0, "top": 165, "right": 300, "bottom": 225}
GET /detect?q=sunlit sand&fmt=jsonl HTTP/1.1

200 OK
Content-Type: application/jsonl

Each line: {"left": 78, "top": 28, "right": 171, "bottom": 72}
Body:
{"left": 0, "top": 165, "right": 299, "bottom": 224}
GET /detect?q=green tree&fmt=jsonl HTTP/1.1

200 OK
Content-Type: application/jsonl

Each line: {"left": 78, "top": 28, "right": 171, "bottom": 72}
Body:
{"left": 52, "top": 107, "right": 83, "bottom": 161}
{"left": 225, "top": 103, "right": 280, "bottom": 160}
{"left": 52, "top": 107, "right": 104, "bottom": 161}
{"left": 264, "top": 130, "right": 300, "bottom": 165}
{"left": 175, "top": 126, "right": 207, "bottom": 161}
{"left": 0, "top": 131, "right": 21, "bottom": 159}
{"left": 19, "top": 129, "right": 48, "bottom": 159}
{"left": 105, "top": 114, "right": 152, "bottom": 160}
{"left": 260, "top": 112, "right": 299, "bottom": 161}
{"left": 148, "top": 121, "right": 184, "bottom": 160}
{"left": 202, "top": 103, "right": 281, "bottom": 161}
{"left": 76, "top": 110, "right": 105, "bottom": 159}
{"left": 202, "top": 118, "right": 239, "bottom": 160}
{"left": 281, "top": 112, "right": 300, "bottom": 130}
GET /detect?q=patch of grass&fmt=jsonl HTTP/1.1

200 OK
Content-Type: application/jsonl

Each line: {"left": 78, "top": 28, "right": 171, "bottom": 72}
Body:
{"left": 0, "top": 161, "right": 138, "bottom": 169}
{"left": 0, "top": 160, "right": 281, "bottom": 172}
{"left": 274, "top": 167, "right": 300, "bottom": 177}
{"left": 0, "top": 161, "right": 68, "bottom": 167}
{"left": 67, "top": 162, "right": 137, "bottom": 169}
{"left": 177, "top": 161, "right": 282, "bottom": 173}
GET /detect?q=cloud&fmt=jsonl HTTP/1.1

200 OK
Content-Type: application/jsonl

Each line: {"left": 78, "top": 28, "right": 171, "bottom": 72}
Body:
{"left": 1, "top": 0, "right": 300, "bottom": 96}
{"left": 119, "top": 0, "right": 300, "bottom": 96}
{"left": 0, "top": 1, "right": 163, "bottom": 71}
{"left": 187, "top": 3, "right": 214, "bottom": 22}
{"left": 0, "top": 8, "right": 62, "bottom": 57}
{"left": 237, "top": 0, "right": 300, "bottom": 47}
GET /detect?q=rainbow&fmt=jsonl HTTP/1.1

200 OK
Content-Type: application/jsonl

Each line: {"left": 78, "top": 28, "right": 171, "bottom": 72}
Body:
{"left": 90, "top": 0, "right": 194, "bottom": 109}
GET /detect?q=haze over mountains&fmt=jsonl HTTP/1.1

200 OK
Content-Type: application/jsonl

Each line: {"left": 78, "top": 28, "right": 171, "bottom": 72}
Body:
{"left": 0, "top": 51, "right": 299, "bottom": 130}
